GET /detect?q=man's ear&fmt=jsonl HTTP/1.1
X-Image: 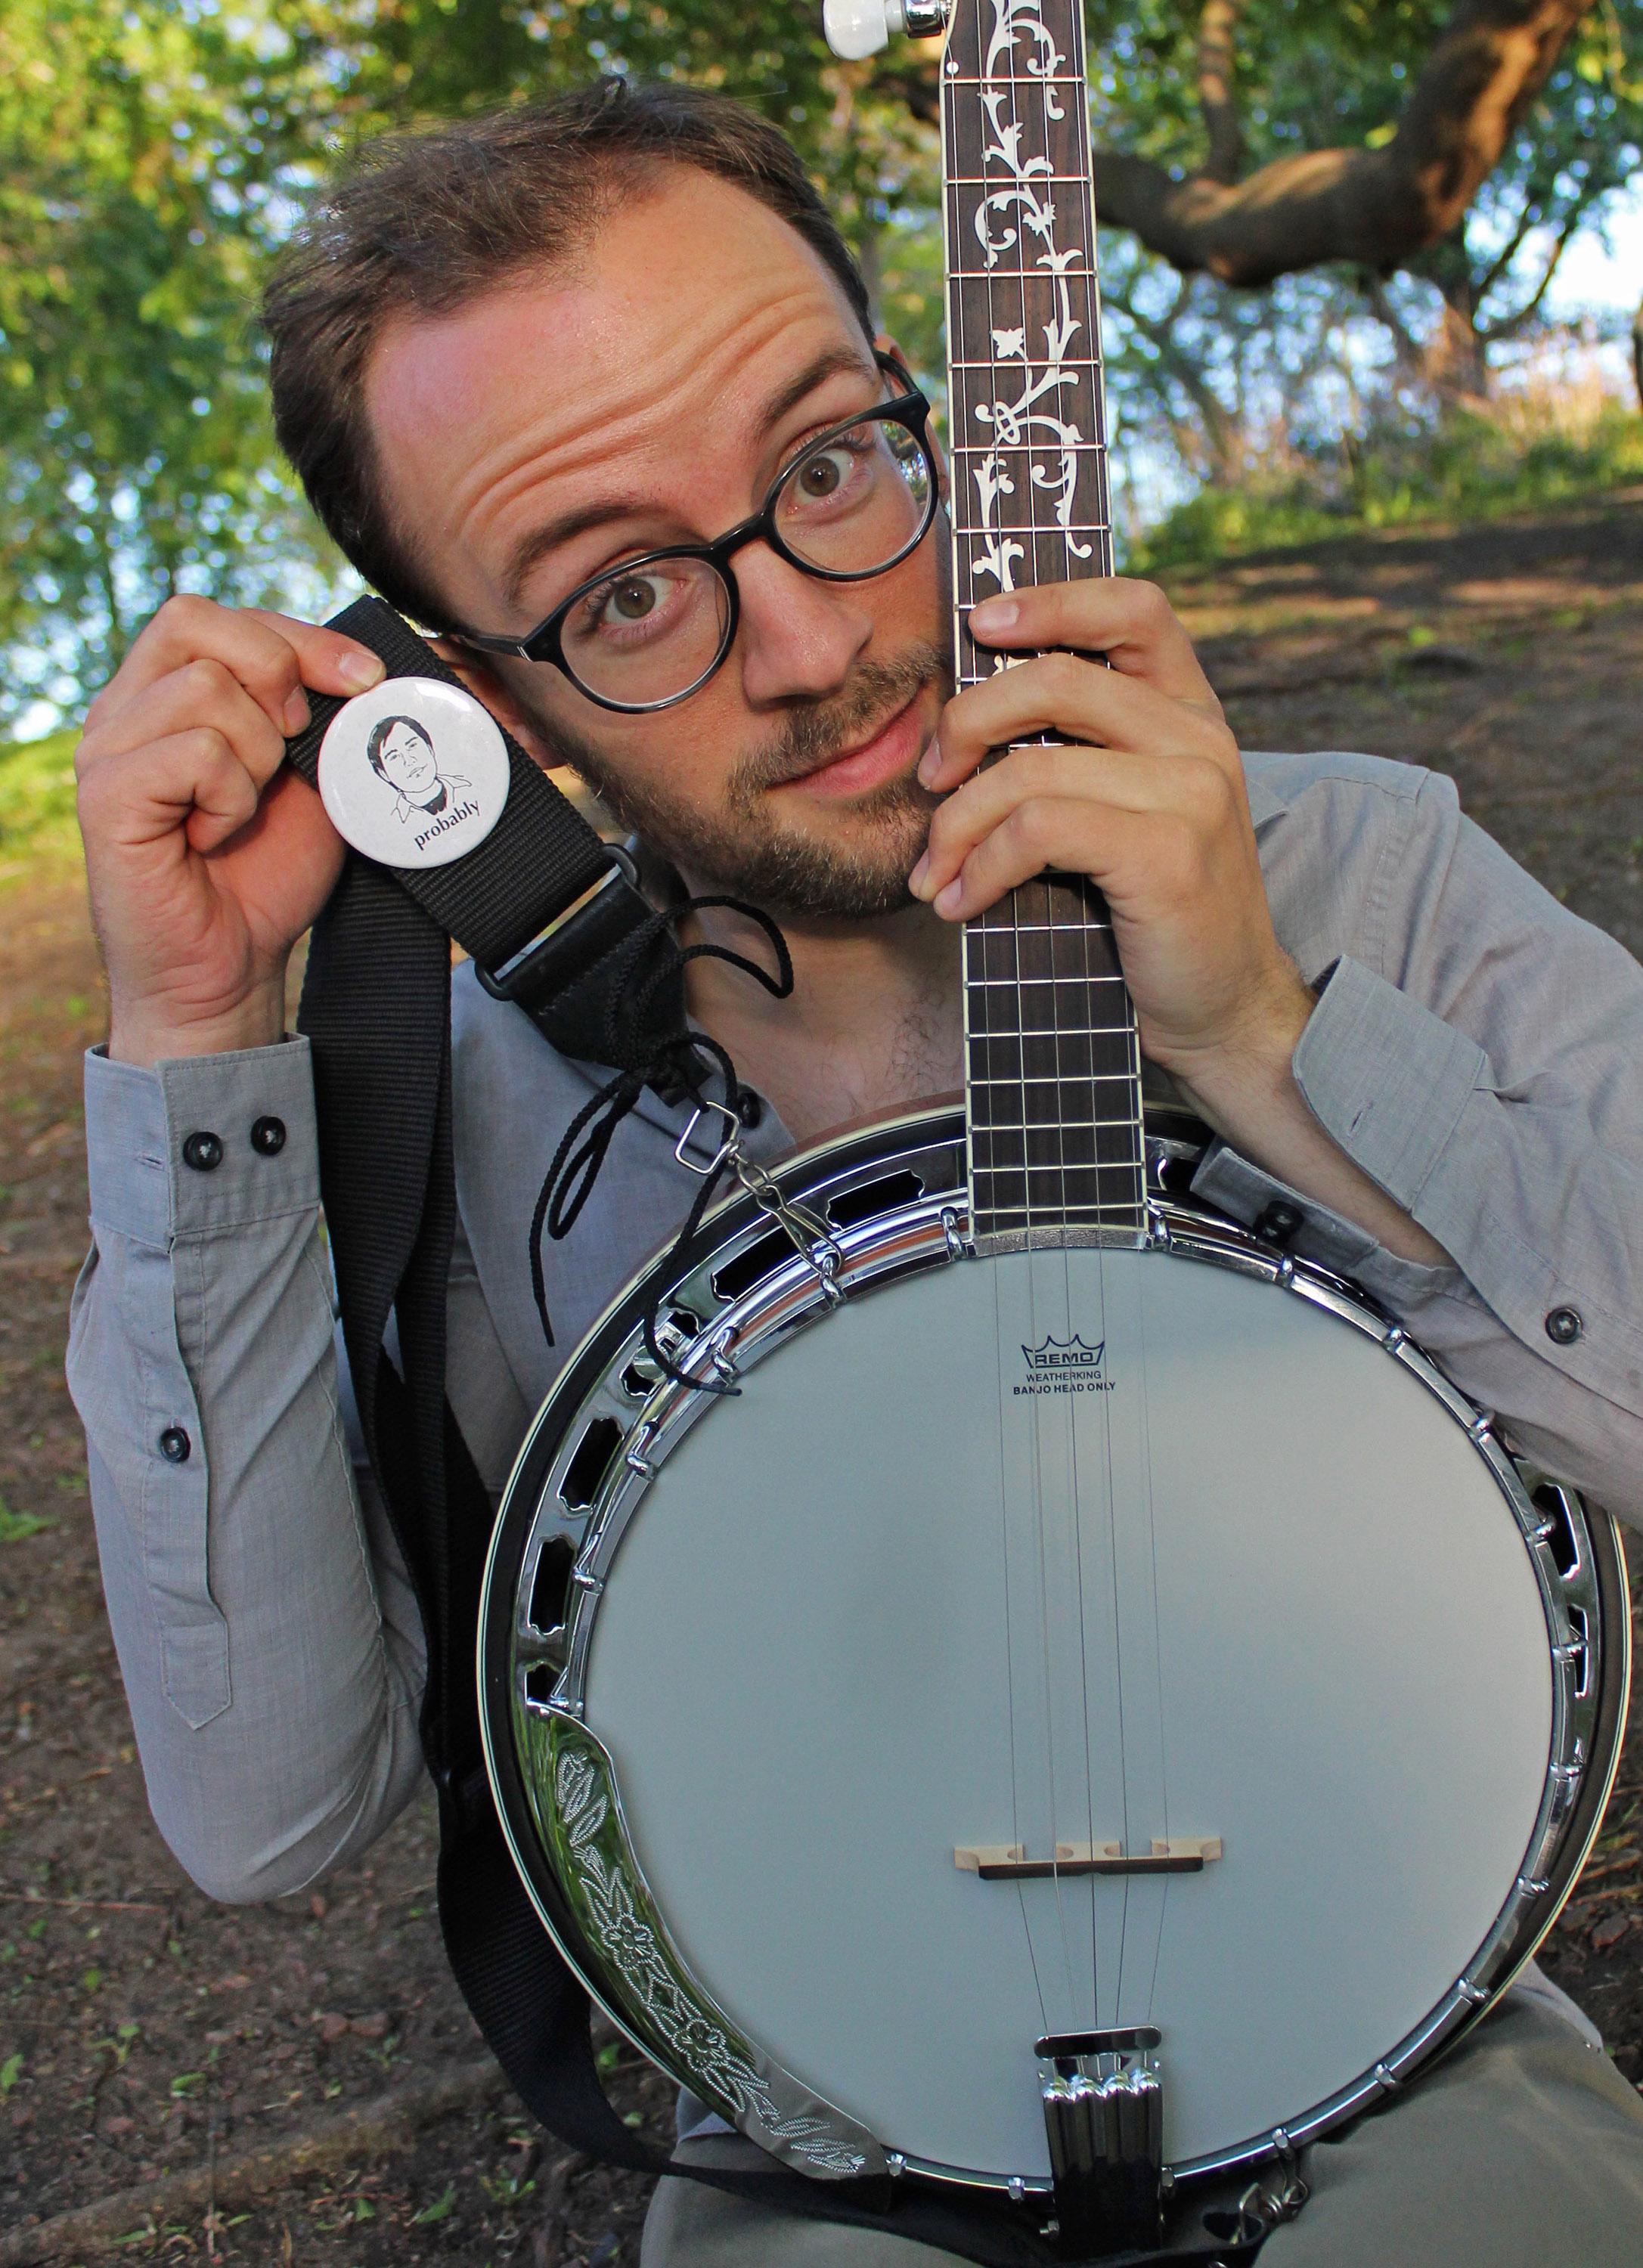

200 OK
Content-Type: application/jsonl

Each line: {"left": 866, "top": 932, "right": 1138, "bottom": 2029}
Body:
{"left": 426, "top": 638, "right": 558, "bottom": 773}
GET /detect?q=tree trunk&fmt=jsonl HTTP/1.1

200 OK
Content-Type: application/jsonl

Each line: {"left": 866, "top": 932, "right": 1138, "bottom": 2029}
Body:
{"left": 1418, "top": 234, "right": 1491, "bottom": 401}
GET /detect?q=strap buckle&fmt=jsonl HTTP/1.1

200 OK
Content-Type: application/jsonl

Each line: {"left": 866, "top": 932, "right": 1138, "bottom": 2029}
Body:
{"left": 674, "top": 1099, "right": 743, "bottom": 1177}
{"left": 475, "top": 846, "right": 646, "bottom": 1014}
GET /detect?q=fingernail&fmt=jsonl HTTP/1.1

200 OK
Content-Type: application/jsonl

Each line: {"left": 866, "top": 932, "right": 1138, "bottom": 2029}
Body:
{"left": 908, "top": 854, "right": 932, "bottom": 899}
{"left": 283, "top": 689, "right": 310, "bottom": 736}
{"left": 339, "top": 648, "right": 385, "bottom": 690}
{"left": 935, "top": 878, "right": 964, "bottom": 917}
{"left": 917, "top": 739, "right": 942, "bottom": 786}
{"left": 970, "top": 599, "right": 1018, "bottom": 635}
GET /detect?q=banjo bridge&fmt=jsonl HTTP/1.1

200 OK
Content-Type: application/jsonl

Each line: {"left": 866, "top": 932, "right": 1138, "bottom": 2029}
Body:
{"left": 955, "top": 1837, "right": 1222, "bottom": 1881}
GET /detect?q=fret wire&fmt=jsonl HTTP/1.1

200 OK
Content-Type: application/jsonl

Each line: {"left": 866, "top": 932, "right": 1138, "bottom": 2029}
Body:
{"left": 968, "top": 1074, "right": 1138, "bottom": 1087}
{"left": 967, "top": 974, "right": 1127, "bottom": 988}
{"left": 972, "top": 1119, "right": 1145, "bottom": 1135}
{"left": 945, "top": 175, "right": 1103, "bottom": 187}
{"left": 946, "top": 0, "right": 1139, "bottom": 1231}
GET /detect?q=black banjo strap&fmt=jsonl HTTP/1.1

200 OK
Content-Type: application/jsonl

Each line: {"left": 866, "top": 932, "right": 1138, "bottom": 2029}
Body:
{"left": 287, "top": 596, "right": 1278, "bottom": 2267}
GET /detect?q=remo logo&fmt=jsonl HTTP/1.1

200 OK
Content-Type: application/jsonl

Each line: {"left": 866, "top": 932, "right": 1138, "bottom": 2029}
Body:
{"left": 317, "top": 676, "right": 510, "bottom": 870}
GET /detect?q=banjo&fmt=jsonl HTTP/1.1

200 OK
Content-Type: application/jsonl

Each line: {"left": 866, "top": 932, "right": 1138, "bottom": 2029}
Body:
{"left": 477, "top": 0, "right": 1629, "bottom": 2252}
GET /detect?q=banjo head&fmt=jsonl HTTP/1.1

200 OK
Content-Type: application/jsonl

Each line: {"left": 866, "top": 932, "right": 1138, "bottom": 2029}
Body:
{"left": 479, "top": 1114, "right": 1626, "bottom": 2198}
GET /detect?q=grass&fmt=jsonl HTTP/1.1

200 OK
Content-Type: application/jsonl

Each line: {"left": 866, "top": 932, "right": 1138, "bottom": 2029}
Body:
{"left": 0, "top": 727, "right": 81, "bottom": 885}
{"left": 1133, "top": 398, "right": 1643, "bottom": 573}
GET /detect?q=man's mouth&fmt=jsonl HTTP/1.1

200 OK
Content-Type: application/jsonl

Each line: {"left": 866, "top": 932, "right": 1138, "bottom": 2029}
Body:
{"left": 767, "top": 689, "right": 931, "bottom": 802}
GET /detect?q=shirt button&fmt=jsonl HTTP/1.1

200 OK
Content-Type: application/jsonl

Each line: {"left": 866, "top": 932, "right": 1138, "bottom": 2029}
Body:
{"left": 250, "top": 1114, "right": 287, "bottom": 1156}
{"left": 158, "top": 1426, "right": 191, "bottom": 1464}
{"left": 1545, "top": 1306, "right": 1583, "bottom": 1346}
{"left": 181, "top": 1130, "right": 224, "bottom": 1172}
{"left": 1255, "top": 1200, "right": 1304, "bottom": 1247}
{"left": 735, "top": 1092, "right": 764, "bottom": 1131}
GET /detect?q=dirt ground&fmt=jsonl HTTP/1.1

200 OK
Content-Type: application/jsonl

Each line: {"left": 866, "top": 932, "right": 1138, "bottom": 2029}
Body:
{"left": 2, "top": 491, "right": 1641, "bottom": 2263}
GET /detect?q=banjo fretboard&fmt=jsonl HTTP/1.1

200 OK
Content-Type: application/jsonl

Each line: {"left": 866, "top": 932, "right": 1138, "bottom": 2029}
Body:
{"left": 944, "top": 0, "right": 1145, "bottom": 1241}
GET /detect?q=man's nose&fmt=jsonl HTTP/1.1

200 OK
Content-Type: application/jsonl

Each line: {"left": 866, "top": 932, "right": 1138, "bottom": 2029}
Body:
{"left": 732, "top": 545, "right": 874, "bottom": 705}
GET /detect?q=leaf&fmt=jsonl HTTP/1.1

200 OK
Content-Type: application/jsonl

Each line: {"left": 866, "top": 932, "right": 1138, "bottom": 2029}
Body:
{"left": 0, "top": 2053, "right": 23, "bottom": 2095}
{"left": 0, "top": 1495, "right": 51, "bottom": 1543}
{"left": 411, "top": 2184, "right": 456, "bottom": 2226}
{"left": 169, "top": 2069, "right": 204, "bottom": 2098}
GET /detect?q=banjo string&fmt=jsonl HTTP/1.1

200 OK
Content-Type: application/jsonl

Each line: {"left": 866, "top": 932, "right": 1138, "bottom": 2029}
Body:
{"left": 1001, "top": 11, "right": 1083, "bottom": 2028}
{"left": 961, "top": 45, "right": 1048, "bottom": 2037}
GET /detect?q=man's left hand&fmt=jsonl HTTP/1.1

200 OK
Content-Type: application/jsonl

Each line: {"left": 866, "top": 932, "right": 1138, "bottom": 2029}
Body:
{"left": 908, "top": 575, "right": 1314, "bottom": 1112}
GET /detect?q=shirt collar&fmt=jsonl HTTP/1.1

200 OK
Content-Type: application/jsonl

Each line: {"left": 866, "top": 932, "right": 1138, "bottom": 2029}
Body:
{"left": 570, "top": 773, "right": 1289, "bottom": 1143}
{"left": 1244, "top": 770, "right": 1288, "bottom": 831}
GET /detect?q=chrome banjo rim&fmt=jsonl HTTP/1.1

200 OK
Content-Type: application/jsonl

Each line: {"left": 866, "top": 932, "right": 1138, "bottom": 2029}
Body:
{"left": 478, "top": 1108, "right": 1629, "bottom": 2199}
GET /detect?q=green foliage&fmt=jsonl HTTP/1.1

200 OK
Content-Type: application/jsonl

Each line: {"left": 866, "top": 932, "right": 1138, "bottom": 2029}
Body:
{"left": 0, "top": 2, "right": 346, "bottom": 728}
{"left": 1133, "top": 399, "right": 1643, "bottom": 570}
{"left": 2, "top": 0, "right": 1638, "bottom": 727}
{"left": 410, "top": 2183, "right": 457, "bottom": 2226}
{"left": 0, "top": 1493, "right": 53, "bottom": 1543}
{"left": 0, "top": 729, "right": 82, "bottom": 878}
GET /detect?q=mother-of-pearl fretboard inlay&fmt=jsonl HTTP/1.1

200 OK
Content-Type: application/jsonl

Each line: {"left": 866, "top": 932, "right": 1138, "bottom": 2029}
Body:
{"left": 945, "top": 0, "right": 1143, "bottom": 1241}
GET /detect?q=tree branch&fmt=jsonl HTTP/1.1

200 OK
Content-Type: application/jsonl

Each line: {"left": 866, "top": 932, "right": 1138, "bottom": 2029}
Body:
{"left": 1087, "top": 0, "right": 1597, "bottom": 288}
{"left": 1101, "top": 278, "right": 1242, "bottom": 475}
{"left": 1359, "top": 271, "right": 1426, "bottom": 370}
{"left": 1473, "top": 194, "right": 1542, "bottom": 301}
{"left": 1477, "top": 199, "right": 1586, "bottom": 339}
{"left": 1198, "top": 0, "right": 1245, "bottom": 184}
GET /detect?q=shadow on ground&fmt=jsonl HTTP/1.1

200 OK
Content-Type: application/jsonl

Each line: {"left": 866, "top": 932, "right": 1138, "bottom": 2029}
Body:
{"left": 2, "top": 493, "right": 1641, "bottom": 2262}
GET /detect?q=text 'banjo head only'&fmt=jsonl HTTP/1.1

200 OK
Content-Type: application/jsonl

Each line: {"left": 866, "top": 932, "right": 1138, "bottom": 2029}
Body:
{"left": 475, "top": 0, "right": 1631, "bottom": 2254}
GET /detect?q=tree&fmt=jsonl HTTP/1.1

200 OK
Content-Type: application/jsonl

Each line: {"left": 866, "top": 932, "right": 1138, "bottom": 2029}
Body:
{"left": 0, "top": 2, "right": 346, "bottom": 726}
{"left": 1082, "top": 1, "right": 1618, "bottom": 290}
{"left": 3, "top": 0, "right": 1638, "bottom": 724}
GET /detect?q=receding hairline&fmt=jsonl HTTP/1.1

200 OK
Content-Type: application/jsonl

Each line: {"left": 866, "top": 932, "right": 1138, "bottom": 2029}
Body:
{"left": 356, "top": 162, "right": 880, "bottom": 627}
{"left": 262, "top": 82, "right": 879, "bottom": 629}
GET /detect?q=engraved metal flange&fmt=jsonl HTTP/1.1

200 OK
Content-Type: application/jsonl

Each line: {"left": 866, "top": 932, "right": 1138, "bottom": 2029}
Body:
{"left": 479, "top": 1115, "right": 968, "bottom": 2177}
{"left": 479, "top": 1108, "right": 1629, "bottom": 2202}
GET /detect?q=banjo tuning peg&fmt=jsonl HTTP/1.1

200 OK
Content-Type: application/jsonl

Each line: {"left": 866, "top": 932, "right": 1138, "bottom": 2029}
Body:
{"left": 822, "top": 0, "right": 950, "bottom": 61}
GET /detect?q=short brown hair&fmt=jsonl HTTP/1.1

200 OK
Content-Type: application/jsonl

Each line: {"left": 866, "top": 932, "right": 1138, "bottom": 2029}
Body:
{"left": 262, "top": 80, "right": 874, "bottom": 626}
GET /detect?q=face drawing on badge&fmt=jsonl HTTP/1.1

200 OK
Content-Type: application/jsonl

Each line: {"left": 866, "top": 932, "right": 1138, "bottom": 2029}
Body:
{"left": 364, "top": 714, "right": 472, "bottom": 823}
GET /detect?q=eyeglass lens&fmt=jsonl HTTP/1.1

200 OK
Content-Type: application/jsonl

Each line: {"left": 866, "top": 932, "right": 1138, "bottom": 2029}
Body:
{"left": 557, "top": 412, "right": 933, "bottom": 708}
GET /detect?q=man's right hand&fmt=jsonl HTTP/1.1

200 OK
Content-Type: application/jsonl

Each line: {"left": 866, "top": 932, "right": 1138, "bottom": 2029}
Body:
{"left": 76, "top": 597, "right": 387, "bottom": 1067}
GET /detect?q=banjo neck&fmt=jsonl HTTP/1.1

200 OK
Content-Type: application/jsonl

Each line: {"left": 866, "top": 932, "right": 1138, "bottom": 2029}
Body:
{"left": 941, "top": 0, "right": 1145, "bottom": 1244}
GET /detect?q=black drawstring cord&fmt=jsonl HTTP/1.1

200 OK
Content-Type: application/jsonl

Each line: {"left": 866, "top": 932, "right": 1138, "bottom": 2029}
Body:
{"left": 527, "top": 897, "right": 792, "bottom": 1378}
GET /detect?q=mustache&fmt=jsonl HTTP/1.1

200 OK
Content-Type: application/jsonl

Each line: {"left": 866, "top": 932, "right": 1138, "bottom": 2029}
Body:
{"left": 728, "top": 642, "right": 950, "bottom": 800}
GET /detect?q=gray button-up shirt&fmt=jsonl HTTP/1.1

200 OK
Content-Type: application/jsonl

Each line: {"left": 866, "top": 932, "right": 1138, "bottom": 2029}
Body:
{"left": 67, "top": 748, "right": 1643, "bottom": 1907}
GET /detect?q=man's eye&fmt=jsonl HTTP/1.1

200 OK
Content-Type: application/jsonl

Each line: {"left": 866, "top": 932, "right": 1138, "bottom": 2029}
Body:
{"left": 606, "top": 577, "right": 658, "bottom": 621}
{"left": 795, "top": 445, "right": 853, "bottom": 500}
{"left": 580, "top": 569, "right": 674, "bottom": 634}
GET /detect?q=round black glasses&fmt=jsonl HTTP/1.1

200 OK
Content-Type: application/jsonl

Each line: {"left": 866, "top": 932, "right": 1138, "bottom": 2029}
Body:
{"left": 445, "top": 360, "right": 941, "bottom": 714}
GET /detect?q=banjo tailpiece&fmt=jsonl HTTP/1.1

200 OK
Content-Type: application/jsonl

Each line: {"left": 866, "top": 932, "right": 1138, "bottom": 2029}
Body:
{"left": 472, "top": 3, "right": 1632, "bottom": 2262}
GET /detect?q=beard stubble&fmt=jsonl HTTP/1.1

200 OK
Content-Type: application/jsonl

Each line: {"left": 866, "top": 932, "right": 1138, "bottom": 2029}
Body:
{"left": 534, "top": 641, "right": 951, "bottom": 920}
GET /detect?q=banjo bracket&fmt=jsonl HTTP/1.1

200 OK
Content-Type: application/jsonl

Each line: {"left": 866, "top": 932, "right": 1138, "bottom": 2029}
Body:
{"left": 1034, "top": 2028, "right": 1165, "bottom": 2258}
{"left": 677, "top": 1101, "right": 847, "bottom": 1303}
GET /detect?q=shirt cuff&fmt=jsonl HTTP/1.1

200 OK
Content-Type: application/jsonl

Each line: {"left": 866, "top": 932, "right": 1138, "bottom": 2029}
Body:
{"left": 85, "top": 1037, "right": 320, "bottom": 1246}
{"left": 1289, "top": 956, "right": 1488, "bottom": 1213}
{"left": 1190, "top": 1140, "right": 1381, "bottom": 1278}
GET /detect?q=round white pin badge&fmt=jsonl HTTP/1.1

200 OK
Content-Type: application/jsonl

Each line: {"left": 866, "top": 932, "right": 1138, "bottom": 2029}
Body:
{"left": 316, "top": 677, "right": 510, "bottom": 870}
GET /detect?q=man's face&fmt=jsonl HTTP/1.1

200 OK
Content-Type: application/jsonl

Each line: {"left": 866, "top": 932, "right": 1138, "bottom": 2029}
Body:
{"left": 364, "top": 169, "right": 949, "bottom": 918}
{"left": 377, "top": 723, "right": 439, "bottom": 800}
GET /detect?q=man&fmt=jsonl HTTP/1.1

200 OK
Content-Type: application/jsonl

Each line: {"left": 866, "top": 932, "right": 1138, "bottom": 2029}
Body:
{"left": 365, "top": 712, "right": 470, "bottom": 821}
{"left": 66, "top": 81, "right": 1643, "bottom": 2265}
